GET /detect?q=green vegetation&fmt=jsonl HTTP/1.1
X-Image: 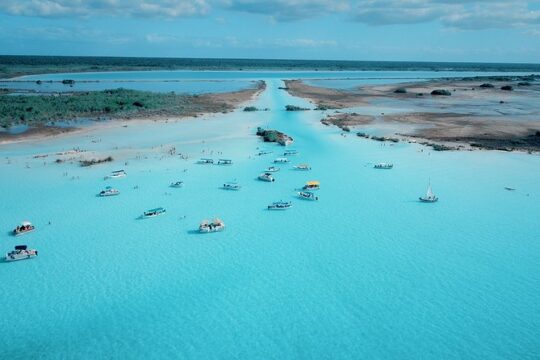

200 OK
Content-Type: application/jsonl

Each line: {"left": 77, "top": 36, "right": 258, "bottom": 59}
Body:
{"left": 0, "top": 88, "right": 232, "bottom": 127}
{"left": 80, "top": 156, "right": 114, "bottom": 167}
{"left": 243, "top": 106, "right": 258, "bottom": 111}
{"left": 285, "top": 104, "right": 310, "bottom": 111}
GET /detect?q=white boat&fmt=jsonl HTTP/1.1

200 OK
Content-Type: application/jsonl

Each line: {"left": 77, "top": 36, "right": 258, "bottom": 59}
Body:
{"left": 302, "top": 181, "right": 320, "bottom": 191}
{"left": 298, "top": 191, "right": 319, "bottom": 201}
{"left": 284, "top": 149, "right": 298, "bottom": 156}
{"left": 217, "top": 159, "right": 233, "bottom": 165}
{"left": 4, "top": 245, "right": 38, "bottom": 262}
{"left": 265, "top": 166, "right": 280, "bottom": 172}
{"left": 223, "top": 182, "right": 241, "bottom": 190}
{"left": 419, "top": 184, "right": 438, "bottom": 203}
{"left": 267, "top": 201, "right": 292, "bottom": 210}
{"left": 198, "top": 158, "right": 214, "bottom": 164}
{"left": 274, "top": 157, "right": 289, "bottom": 163}
{"left": 170, "top": 181, "right": 184, "bottom": 188}
{"left": 99, "top": 186, "right": 120, "bottom": 197}
{"left": 13, "top": 221, "right": 35, "bottom": 236}
{"left": 294, "top": 164, "right": 311, "bottom": 171}
{"left": 199, "top": 218, "right": 225, "bottom": 233}
{"left": 374, "top": 163, "right": 393, "bottom": 169}
{"left": 258, "top": 172, "right": 275, "bottom": 182}
{"left": 143, "top": 207, "right": 166, "bottom": 218}
{"left": 104, "top": 170, "right": 126, "bottom": 179}
{"left": 257, "top": 150, "right": 272, "bottom": 156}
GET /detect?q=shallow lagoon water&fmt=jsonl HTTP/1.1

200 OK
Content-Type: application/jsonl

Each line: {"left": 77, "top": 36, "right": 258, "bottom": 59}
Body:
{"left": 0, "top": 76, "right": 539, "bottom": 359}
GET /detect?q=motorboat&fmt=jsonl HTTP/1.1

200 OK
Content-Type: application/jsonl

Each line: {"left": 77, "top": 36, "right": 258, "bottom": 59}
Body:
{"left": 13, "top": 221, "right": 35, "bottom": 236}
{"left": 143, "top": 207, "right": 166, "bottom": 218}
{"left": 170, "top": 181, "right": 184, "bottom": 188}
{"left": 257, "top": 150, "right": 273, "bottom": 156}
{"left": 4, "top": 245, "right": 38, "bottom": 262}
{"left": 199, "top": 218, "right": 225, "bottom": 233}
{"left": 265, "top": 166, "right": 280, "bottom": 172}
{"left": 274, "top": 157, "right": 289, "bottom": 163}
{"left": 298, "top": 191, "right": 319, "bottom": 201}
{"left": 104, "top": 170, "right": 126, "bottom": 179}
{"left": 99, "top": 186, "right": 120, "bottom": 197}
{"left": 504, "top": 187, "right": 516, "bottom": 191}
{"left": 198, "top": 158, "right": 214, "bottom": 164}
{"left": 419, "top": 184, "right": 438, "bottom": 203}
{"left": 374, "top": 163, "right": 393, "bottom": 169}
{"left": 222, "top": 182, "right": 241, "bottom": 190}
{"left": 217, "top": 159, "right": 233, "bottom": 165}
{"left": 284, "top": 149, "right": 298, "bottom": 156}
{"left": 302, "top": 181, "right": 320, "bottom": 191}
{"left": 267, "top": 201, "right": 292, "bottom": 210}
{"left": 258, "top": 172, "right": 275, "bottom": 182}
{"left": 294, "top": 164, "right": 311, "bottom": 171}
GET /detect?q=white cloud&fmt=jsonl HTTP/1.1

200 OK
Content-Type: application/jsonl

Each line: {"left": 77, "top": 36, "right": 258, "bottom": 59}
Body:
{"left": 0, "top": 0, "right": 209, "bottom": 18}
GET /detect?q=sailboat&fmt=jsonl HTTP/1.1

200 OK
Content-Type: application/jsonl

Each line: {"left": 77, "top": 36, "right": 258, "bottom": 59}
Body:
{"left": 419, "top": 183, "right": 438, "bottom": 203}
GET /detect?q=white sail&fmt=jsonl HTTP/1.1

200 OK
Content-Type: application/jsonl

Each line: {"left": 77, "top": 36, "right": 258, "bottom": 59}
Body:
{"left": 426, "top": 184, "right": 434, "bottom": 198}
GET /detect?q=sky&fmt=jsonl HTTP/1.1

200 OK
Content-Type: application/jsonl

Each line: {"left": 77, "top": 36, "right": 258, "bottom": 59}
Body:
{"left": 0, "top": 0, "right": 539, "bottom": 63}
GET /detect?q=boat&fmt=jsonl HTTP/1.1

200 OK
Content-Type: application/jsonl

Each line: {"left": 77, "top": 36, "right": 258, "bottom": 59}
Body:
{"left": 257, "top": 150, "right": 272, "bottom": 156}
{"left": 143, "top": 207, "right": 166, "bottom": 218}
{"left": 4, "top": 245, "right": 38, "bottom": 262}
{"left": 267, "top": 201, "right": 292, "bottom": 210}
{"left": 302, "top": 181, "right": 320, "bottom": 191}
{"left": 374, "top": 163, "right": 393, "bottom": 169}
{"left": 217, "top": 159, "right": 233, "bottom": 165}
{"left": 222, "top": 181, "right": 241, "bottom": 190}
{"left": 274, "top": 157, "right": 289, "bottom": 163}
{"left": 284, "top": 149, "right": 298, "bottom": 156}
{"left": 170, "top": 181, "right": 184, "bottom": 188}
{"left": 294, "top": 164, "right": 311, "bottom": 171}
{"left": 419, "top": 184, "right": 438, "bottom": 203}
{"left": 265, "top": 166, "right": 280, "bottom": 172}
{"left": 13, "top": 221, "right": 35, "bottom": 236}
{"left": 104, "top": 170, "right": 126, "bottom": 179}
{"left": 199, "top": 218, "right": 225, "bottom": 233}
{"left": 99, "top": 186, "right": 120, "bottom": 197}
{"left": 504, "top": 187, "right": 516, "bottom": 191}
{"left": 298, "top": 191, "right": 319, "bottom": 201}
{"left": 198, "top": 158, "right": 214, "bottom": 164}
{"left": 258, "top": 172, "right": 275, "bottom": 182}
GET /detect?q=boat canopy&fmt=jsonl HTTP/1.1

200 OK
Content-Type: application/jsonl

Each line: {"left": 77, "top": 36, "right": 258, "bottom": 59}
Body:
{"left": 306, "top": 181, "right": 320, "bottom": 186}
{"left": 21, "top": 221, "right": 32, "bottom": 226}
{"left": 15, "top": 245, "right": 27, "bottom": 250}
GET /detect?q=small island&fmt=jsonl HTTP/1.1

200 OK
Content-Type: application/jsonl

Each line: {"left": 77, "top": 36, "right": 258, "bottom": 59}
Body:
{"left": 256, "top": 127, "right": 293, "bottom": 146}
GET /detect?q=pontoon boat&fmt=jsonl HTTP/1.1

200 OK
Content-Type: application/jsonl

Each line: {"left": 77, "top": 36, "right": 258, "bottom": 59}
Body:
{"left": 13, "top": 221, "right": 35, "bottom": 236}
{"left": 198, "top": 158, "right": 214, "bottom": 164}
{"left": 4, "top": 245, "right": 38, "bottom": 262}
{"left": 267, "top": 201, "right": 292, "bottom": 210}
{"left": 217, "top": 159, "right": 233, "bottom": 165}
{"left": 302, "top": 181, "right": 320, "bottom": 191}
{"left": 104, "top": 170, "right": 126, "bottom": 179}
{"left": 294, "top": 164, "right": 311, "bottom": 171}
{"left": 258, "top": 173, "right": 275, "bottom": 182}
{"left": 143, "top": 207, "right": 167, "bottom": 218}
{"left": 374, "top": 163, "right": 393, "bottom": 169}
{"left": 199, "top": 218, "right": 225, "bottom": 233}
{"left": 170, "top": 181, "right": 184, "bottom": 188}
{"left": 298, "top": 191, "right": 319, "bottom": 201}
{"left": 99, "top": 186, "right": 120, "bottom": 196}
{"left": 223, "top": 182, "right": 241, "bottom": 190}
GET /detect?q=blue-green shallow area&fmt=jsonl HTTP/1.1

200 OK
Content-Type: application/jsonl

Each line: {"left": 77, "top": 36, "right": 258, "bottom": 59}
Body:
{"left": 0, "top": 78, "right": 539, "bottom": 359}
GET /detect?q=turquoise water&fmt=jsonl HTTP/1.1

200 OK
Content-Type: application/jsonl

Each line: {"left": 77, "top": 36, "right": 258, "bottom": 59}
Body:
{"left": 0, "top": 76, "right": 539, "bottom": 359}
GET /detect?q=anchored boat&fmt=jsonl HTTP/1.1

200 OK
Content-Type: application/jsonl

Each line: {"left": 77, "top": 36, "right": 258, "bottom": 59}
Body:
{"left": 268, "top": 201, "right": 292, "bottom": 210}
{"left": 257, "top": 150, "right": 272, "bottom": 156}
{"left": 199, "top": 218, "right": 225, "bottom": 233}
{"left": 99, "top": 186, "right": 120, "bottom": 197}
{"left": 419, "top": 184, "right": 438, "bottom": 203}
{"left": 217, "top": 159, "right": 233, "bottom": 165}
{"left": 198, "top": 158, "right": 214, "bottom": 164}
{"left": 258, "top": 172, "right": 275, "bottom": 182}
{"left": 284, "top": 149, "right": 298, "bottom": 156}
{"left": 274, "top": 157, "right": 289, "bottom": 163}
{"left": 294, "top": 164, "right": 311, "bottom": 171}
{"left": 223, "top": 181, "right": 241, "bottom": 190}
{"left": 298, "top": 191, "right": 319, "bottom": 201}
{"left": 13, "top": 221, "right": 35, "bottom": 236}
{"left": 104, "top": 170, "right": 126, "bottom": 179}
{"left": 374, "top": 163, "right": 393, "bottom": 169}
{"left": 302, "top": 181, "right": 320, "bottom": 191}
{"left": 265, "top": 166, "right": 280, "bottom": 172}
{"left": 5, "top": 245, "right": 38, "bottom": 262}
{"left": 170, "top": 181, "right": 184, "bottom": 188}
{"left": 143, "top": 207, "right": 166, "bottom": 218}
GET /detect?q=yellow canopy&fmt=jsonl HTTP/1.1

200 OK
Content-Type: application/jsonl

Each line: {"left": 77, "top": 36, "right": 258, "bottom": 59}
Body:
{"left": 306, "top": 181, "right": 320, "bottom": 186}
